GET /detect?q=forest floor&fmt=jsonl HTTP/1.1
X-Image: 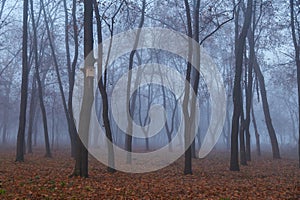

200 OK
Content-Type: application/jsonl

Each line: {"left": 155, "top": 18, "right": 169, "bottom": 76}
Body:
{"left": 0, "top": 147, "right": 299, "bottom": 199}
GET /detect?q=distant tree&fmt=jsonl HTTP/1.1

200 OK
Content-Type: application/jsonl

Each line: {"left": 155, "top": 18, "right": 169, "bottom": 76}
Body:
{"left": 16, "top": 0, "right": 29, "bottom": 162}
{"left": 27, "top": 75, "right": 37, "bottom": 153}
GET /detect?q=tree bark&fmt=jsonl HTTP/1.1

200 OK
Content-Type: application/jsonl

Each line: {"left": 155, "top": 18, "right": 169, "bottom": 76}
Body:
{"left": 183, "top": 0, "right": 193, "bottom": 175}
{"left": 16, "top": 0, "right": 29, "bottom": 162}
{"left": 239, "top": 106, "right": 247, "bottom": 165}
{"left": 251, "top": 105, "right": 261, "bottom": 156}
{"left": 230, "top": 0, "right": 252, "bottom": 171}
{"left": 251, "top": 53, "right": 280, "bottom": 159}
{"left": 190, "top": 0, "right": 201, "bottom": 159}
{"left": 72, "top": 0, "right": 94, "bottom": 178}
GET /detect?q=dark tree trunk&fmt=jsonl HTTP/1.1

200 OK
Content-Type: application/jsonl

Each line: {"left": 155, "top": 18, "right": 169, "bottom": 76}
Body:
{"left": 251, "top": 105, "right": 261, "bottom": 156}
{"left": 16, "top": 0, "right": 29, "bottom": 162}
{"left": 125, "top": 0, "right": 146, "bottom": 164}
{"left": 183, "top": 0, "right": 193, "bottom": 175}
{"left": 244, "top": 18, "right": 255, "bottom": 161}
{"left": 94, "top": 0, "right": 116, "bottom": 173}
{"left": 239, "top": 107, "right": 247, "bottom": 165}
{"left": 230, "top": 0, "right": 252, "bottom": 171}
{"left": 190, "top": 0, "right": 201, "bottom": 159}
{"left": 30, "top": 0, "right": 51, "bottom": 158}
{"left": 72, "top": 0, "right": 94, "bottom": 178}
{"left": 252, "top": 56, "right": 280, "bottom": 159}
{"left": 41, "top": 0, "right": 76, "bottom": 158}
{"left": 63, "top": 0, "right": 79, "bottom": 158}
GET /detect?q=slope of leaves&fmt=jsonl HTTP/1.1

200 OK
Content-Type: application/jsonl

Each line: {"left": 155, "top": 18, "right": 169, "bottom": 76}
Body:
{"left": 0, "top": 148, "right": 299, "bottom": 199}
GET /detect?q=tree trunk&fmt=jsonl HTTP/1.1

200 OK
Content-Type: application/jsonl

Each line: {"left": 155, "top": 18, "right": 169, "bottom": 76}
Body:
{"left": 41, "top": 0, "right": 76, "bottom": 158}
{"left": 190, "top": 0, "right": 201, "bottom": 159}
{"left": 244, "top": 20, "right": 255, "bottom": 161}
{"left": 63, "top": 0, "right": 79, "bottom": 158}
{"left": 230, "top": 0, "right": 252, "bottom": 171}
{"left": 72, "top": 0, "right": 94, "bottom": 178}
{"left": 239, "top": 107, "right": 247, "bottom": 165}
{"left": 94, "top": 0, "right": 116, "bottom": 173}
{"left": 125, "top": 0, "right": 146, "bottom": 164}
{"left": 252, "top": 55, "right": 280, "bottom": 159}
{"left": 16, "top": 0, "right": 29, "bottom": 162}
{"left": 251, "top": 105, "right": 261, "bottom": 156}
{"left": 30, "top": 0, "right": 51, "bottom": 158}
{"left": 183, "top": 0, "right": 193, "bottom": 175}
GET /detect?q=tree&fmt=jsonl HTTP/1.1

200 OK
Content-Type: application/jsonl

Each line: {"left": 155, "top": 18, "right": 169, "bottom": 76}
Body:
{"left": 16, "top": 0, "right": 29, "bottom": 162}
{"left": 63, "top": 0, "right": 79, "bottom": 158}
{"left": 30, "top": 0, "right": 51, "bottom": 158}
{"left": 93, "top": 0, "right": 118, "bottom": 173}
{"left": 125, "top": 0, "right": 146, "bottom": 164}
{"left": 182, "top": 0, "right": 194, "bottom": 175}
{"left": 72, "top": 0, "right": 94, "bottom": 177}
{"left": 248, "top": 30, "right": 281, "bottom": 160}
{"left": 230, "top": 0, "right": 253, "bottom": 171}
{"left": 290, "top": 0, "right": 300, "bottom": 167}
{"left": 41, "top": 0, "right": 78, "bottom": 158}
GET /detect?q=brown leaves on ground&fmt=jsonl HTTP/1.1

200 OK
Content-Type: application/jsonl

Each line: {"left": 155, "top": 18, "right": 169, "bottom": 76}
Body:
{"left": 0, "top": 148, "right": 299, "bottom": 199}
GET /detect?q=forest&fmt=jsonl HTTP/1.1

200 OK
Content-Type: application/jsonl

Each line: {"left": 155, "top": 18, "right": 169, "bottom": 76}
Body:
{"left": 0, "top": 0, "right": 300, "bottom": 199}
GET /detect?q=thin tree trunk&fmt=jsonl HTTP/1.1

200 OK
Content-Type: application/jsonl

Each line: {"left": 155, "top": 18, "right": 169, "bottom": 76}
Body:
{"left": 251, "top": 105, "right": 261, "bottom": 156}
{"left": 30, "top": 0, "right": 51, "bottom": 158}
{"left": 251, "top": 55, "right": 280, "bottom": 159}
{"left": 41, "top": 0, "right": 76, "bottom": 158}
{"left": 16, "top": 0, "right": 29, "bottom": 162}
{"left": 93, "top": 0, "right": 116, "bottom": 173}
{"left": 125, "top": 0, "right": 146, "bottom": 164}
{"left": 63, "top": 0, "right": 79, "bottom": 158}
{"left": 51, "top": 106, "right": 55, "bottom": 150}
{"left": 190, "top": 0, "right": 201, "bottom": 159}
{"left": 244, "top": 14, "right": 255, "bottom": 161}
